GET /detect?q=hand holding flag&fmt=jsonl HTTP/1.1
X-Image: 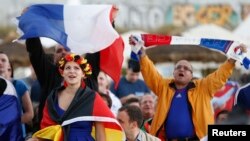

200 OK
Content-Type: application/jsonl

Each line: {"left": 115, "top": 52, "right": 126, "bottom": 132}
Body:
{"left": 129, "top": 35, "right": 145, "bottom": 61}
{"left": 16, "top": 4, "right": 120, "bottom": 53}
{"left": 225, "top": 43, "right": 249, "bottom": 68}
{"left": 16, "top": 4, "right": 124, "bottom": 88}
{"left": 129, "top": 35, "right": 144, "bottom": 54}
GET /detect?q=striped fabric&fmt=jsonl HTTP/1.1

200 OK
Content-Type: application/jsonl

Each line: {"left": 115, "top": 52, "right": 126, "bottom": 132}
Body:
{"left": 16, "top": 4, "right": 124, "bottom": 88}
{"left": 130, "top": 34, "right": 250, "bottom": 69}
{"left": 33, "top": 86, "right": 124, "bottom": 141}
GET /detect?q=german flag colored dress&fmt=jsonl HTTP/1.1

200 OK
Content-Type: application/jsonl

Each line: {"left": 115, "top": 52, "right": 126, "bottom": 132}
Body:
{"left": 33, "top": 86, "right": 124, "bottom": 141}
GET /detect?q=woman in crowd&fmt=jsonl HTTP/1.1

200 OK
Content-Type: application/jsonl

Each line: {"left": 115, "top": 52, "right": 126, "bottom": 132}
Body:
{"left": 97, "top": 71, "right": 122, "bottom": 116}
{"left": 0, "top": 52, "right": 34, "bottom": 139}
{"left": 28, "top": 53, "right": 122, "bottom": 141}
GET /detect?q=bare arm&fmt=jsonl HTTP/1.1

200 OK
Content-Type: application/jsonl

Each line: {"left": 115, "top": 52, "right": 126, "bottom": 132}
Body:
{"left": 21, "top": 91, "right": 34, "bottom": 123}
{"left": 95, "top": 122, "right": 106, "bottom": 141}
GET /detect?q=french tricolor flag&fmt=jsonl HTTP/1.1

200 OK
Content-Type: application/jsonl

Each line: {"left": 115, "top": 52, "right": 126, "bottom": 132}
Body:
{"left": 16, "top": 4, "right": 124, "bottom": 87}
{"left": 0, "top": 77, "right": 23, "bottom": 141}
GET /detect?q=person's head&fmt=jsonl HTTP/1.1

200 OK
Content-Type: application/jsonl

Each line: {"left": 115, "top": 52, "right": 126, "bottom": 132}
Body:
{"left": 0, "top": 52, "right": 10, "bottom": 76}
{"left": 54, "top": 44, "right": 69, "bottom": 63}
{"left": 5, "top": 61, "right": 13, "bottom": 79}
{"left": 124, "top": 97, "right": 140, "bottom": 107}
{"left": 58, "top": 53, "right": 92, "bottom": 87}
{"left": 97, "top": 71, "right": 111, "bottom": 94}
{"left": 139, "top": 94, "right": 156, "bottom": 119}
{"left": 216, "top": 110, "right": 229, "bottom": 124}
{"left": 126, "top": 59, "right": 140, "bottom": 83}
{"left": 225, "top": 105, "right": 249, "bottom": 124}
{"left": 173, "top": 60, "right": 193, "bottom": 86}
{"left": 99, "top": 92, "right": 112, "bottom": 108}
{"left": 117, "top": 105, "right": 143, "bottom": 134}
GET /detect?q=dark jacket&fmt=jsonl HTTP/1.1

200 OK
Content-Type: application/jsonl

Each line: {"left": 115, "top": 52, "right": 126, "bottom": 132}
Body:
{"left": 26, "top": 38, "right": 99, "bottom": 131}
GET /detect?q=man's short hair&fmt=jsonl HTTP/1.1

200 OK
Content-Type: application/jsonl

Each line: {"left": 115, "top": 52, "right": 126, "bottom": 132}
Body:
{"left": 139, "top": 93, "right": 156, "bottom": 104}
{"left": 119, "top": 105, "right": 143, "bottom": 127}
{"left": 124, "top": 97, "right": 139, "bottom": 106}
{"left": 128, "top": 59, "right": 140, "bottom": 73}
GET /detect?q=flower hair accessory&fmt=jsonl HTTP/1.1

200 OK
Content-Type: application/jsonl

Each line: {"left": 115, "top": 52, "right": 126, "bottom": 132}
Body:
{"left": 58, "top": 53, "right": 92, "bottom": 78}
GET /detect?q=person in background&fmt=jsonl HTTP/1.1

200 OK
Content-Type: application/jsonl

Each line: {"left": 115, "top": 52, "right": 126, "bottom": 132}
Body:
{"left": 235, "top": 83, "right": 250, "bottom": 111}
{"left": 98, "top": 71, "right": 122, "bottom": 116}
{"left": 223, "top": 105, "right": 249, "bottom": 124}
{"left": 130, "top": 35, "right": 247, "bottom": 141}
{"left": 124, "top": 97, "right": 140, "bottom": 107}
{"left": 223, "top": 83, "right": 250, "bottom": 125}
{"left": 117, "top": 105, "right": 161, "bottom": 141}
{"left": 0, "top": 77, "right": 23, "bottom": 141}
{"left": 0, "top": 52, "right": 34, "bottom": 139}
{"left": 215, "top": 110, "right": 229, "bottom": 124}
{"left": 99, "top": 92, "right": 112, "bottom": 109}
{"left": 139, "top": 94, "right": 156, "bottom": 132}
{"left": 0, "top": 51, "right": 9, "bottom": 78}
{"left": 25, "top": 38, "right": 69, "bottom": 130}
{"left": 22, "top": 65, "right": 38, "bottom": 90}
{"left": 110, "top": 59, "right": 150, "bottom": 104}
{"left": 139, "top": 94, "right": 156, "bottom": 121}
{"left": 22, "top": 63, "right": 46, "bottom": 106}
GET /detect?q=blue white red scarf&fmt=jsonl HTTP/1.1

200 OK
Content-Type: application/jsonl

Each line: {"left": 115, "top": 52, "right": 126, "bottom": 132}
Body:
{"left": 130, "top": 34, "right": 250, "bottom": 69}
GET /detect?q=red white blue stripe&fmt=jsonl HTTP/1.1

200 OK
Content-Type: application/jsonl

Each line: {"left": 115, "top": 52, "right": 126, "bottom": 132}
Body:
{"left": 16, "top": 4, "right": 119, "bottom": 54}
{"left": 131, "top": 34, "right": 250, "bottom": 69}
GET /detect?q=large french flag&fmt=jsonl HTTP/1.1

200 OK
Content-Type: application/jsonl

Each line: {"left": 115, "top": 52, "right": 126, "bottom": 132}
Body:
{"left": 16, "top": 4, "right": 124, "bottom": 87}
{"left": 0, "top": 77, "right": 23, "bottom": 141}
